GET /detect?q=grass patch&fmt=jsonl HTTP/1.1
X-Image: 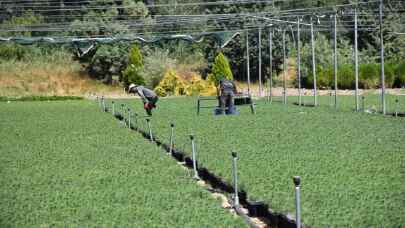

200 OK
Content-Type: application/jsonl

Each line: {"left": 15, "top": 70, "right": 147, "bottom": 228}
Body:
{"left": 0, "top": 101, "right": 245, "bottom": 227}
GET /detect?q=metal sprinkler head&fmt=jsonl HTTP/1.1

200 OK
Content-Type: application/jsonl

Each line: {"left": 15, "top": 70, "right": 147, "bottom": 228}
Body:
{"left": 293, "top": 176, "right": 301, "bottom": 187}
{"left": 231, "top": 151, "right": 237, "bottom": 158}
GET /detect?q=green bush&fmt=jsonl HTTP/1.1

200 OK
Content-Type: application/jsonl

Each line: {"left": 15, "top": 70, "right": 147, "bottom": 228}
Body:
{"left": 394, "top": 61, "right": 405, "bottom": 88}
{"left": 157, "top": 69, "right": 186, "bottom": 96}
{"left": 319, "top": 67, "right": 333, "bottom": 89}
{"left": 303, "top": 65, "right": 334, "bottom": 89}
{"left": 154, "top": 86, "right": 167, "bottom": 97}
{"left": 122, "top": 45, "right": 145, "bottom": 87}
{"left": 122, "top": 64, "right": 145, "bottom": 86}
{"left": 141, "top": 48, "right": 176, "bottom": 89}
{"left": 207, "top": 52, "right": 233, "bottom": 86}
{"left": 359, "top": 64, "right": 379, "bottom": 89}
{"left": 384, "top": 63, "right": 395, "bottom": 88}
{"left": 0, "top": 44, "right": 27, "bottom": 61}
{"left": 128, "top": 44, "right": 143, "bottom": 68}
{"left": 89, "top": 44, "right": 129, "bottom": 83}
{"left": 338, "top": 64, "right": 355, "bottom": 89}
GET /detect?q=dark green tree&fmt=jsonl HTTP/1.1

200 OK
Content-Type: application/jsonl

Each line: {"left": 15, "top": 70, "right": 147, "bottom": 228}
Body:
{"left": 122, "top": 45, "right": 145, "bottom": 87}
{"left": 208, "top": 52, "right": 233, "bottom": 86}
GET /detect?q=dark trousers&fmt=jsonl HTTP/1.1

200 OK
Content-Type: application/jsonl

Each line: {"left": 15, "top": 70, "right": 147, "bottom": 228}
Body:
{"left": 145, "top": 96, "right": 158, "bottom": 116}
{"left": 147, "top": 96, "right": 158, "bottom": 107}
{"left": 220, "top": 91, "right": 235, "bottom": 114}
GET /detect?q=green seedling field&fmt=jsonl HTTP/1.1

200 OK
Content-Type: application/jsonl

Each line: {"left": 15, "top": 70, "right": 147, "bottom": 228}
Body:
{"left": 116, "top": 95, "right": 405, "bottom": 227}
{"left": 0, "top": 101, "right": 245, "bottom": 227}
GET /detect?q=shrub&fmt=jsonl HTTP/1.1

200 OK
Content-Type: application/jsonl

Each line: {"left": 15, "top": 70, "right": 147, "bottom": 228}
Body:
{"left": 154, "top": 86, "right": 167, "bottom": 97}
{"left": 141, "top": 48, "right": 176, "bottom": 89}
{"left": 316, "top": 66, "right": 334, "bottom": 89}
{"left": 338, "top": 64, "right": 355, "bottom": 89}
{"left": 394, "top": 61, "right": 405, "bottom": 88}
{"left": 318, "top": 67, "right": 333, "bottom": 89}
{"left": 0, "top": 44, "right": 27, "bottom": 61}
{"left": 303, "top": 65, "right": 333, "bottom": 89}
{"left": 122, "top": 64, "right": 145, "bottom": 86}
{"left": 207, "top": 52, "right": 233, "bottom": 86}
{"left": 185, "top": 74, "right": 217, "bottom": 96}
{"left": 122, "top": 45, "right": 144, "bottom": 87}
{"left": 89, "top": 44, "right": 129, "bottom": 84}
{"left": 157, "top": 69, "right": 186, "bottom": 96}
{"left": 128, "top": 44, "right": 143, "bottom": 68}
{"left": 384, "top": 63, "right": 395, "bottom": 88}
{"left": 359, "top": 64, "right": 379, "bottom": 89}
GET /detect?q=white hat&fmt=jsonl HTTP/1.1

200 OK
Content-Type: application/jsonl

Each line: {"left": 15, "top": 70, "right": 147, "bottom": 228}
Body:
{"left": 128, "top": 83, "right": 136, "bottom": 92}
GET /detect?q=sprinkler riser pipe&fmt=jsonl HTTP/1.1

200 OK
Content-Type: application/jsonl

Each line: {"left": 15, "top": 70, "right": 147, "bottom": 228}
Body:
{"left": 232, "top": 153, "right": 239, "bottom": 206}
{"left": 295, "top": 186, "right": 301, "bottom": 228}
{"left": 146, "top": 119, "right": 153, "bottom": 141}
{"left": 128, "top": 109, "right": 131, "bottom": 128}
{"left": 293, "top": 176, "right": 301, "bottom": 228}
{"left": 190, "top": 135, "right": 199, "bottom": 179}
{"left": 395, "top": 99, "right": 399, "bottom": 117}
{"left": 169, "top": 124, "right": 175, "bottom": 155}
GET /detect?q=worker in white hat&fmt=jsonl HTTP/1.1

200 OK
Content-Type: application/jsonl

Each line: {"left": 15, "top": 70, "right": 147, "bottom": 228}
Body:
{"left": 128, "top": 83, "right": 158, "bottom": 116}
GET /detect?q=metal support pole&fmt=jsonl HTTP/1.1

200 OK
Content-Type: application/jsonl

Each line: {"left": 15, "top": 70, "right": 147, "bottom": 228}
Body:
{"left": 282, "top": 29, "right": 287, "bottom": 105}
{"left": 232, "top": 151, "right": 239, "bottom": 206}
{"left": 333, "top": 13, "right": 338, "bottom": 109}
{"left": 297, "top": 17, "right": 302, "bottom": 106}
{"left": 146, "top": 118, "right": 153, "bottom": 141}
{"left": 395, "top": 98, "right": 399, "bottom": 117}
{"left": 246, "top": 30, "right": 251, "bottom": 95}
{"left": 112, "top": 101, "right": 115, "bottom": 116}
{"left": 311, "top": 18, "right": 317, "bottom": 106}
{"left": 268, "top": 29, "right": 273, "bottom": 103}
{"left": 102, "top": 96, "right": 106, "bottom": 111}
{"left": 293, "top": 176, "right": 301, "bottom": 228}
{"left": 329, "top": 91, "right": 333, "bottom": 107}
{"left": 128, "top": 108, "right": 131, "bottom": 129}
{"left": 258, "top": 27, "right": 263, "bottom": 96}
{"left": 190, "top": 135, "right": 199, "bottom": 179}
{"left": 169, "top": 123, "right": 175, "bottom": 155}
{"left": 96, "top": 96, "right": 100, "bottom": 107}
{"left": 354, "top": 8, "right": 359, "bottom": 111}
{"left": 379, "top": 0, "right": 386, "bottom": 115}
{"left": 134, "top": 113, "right": 138, "bottom": 130}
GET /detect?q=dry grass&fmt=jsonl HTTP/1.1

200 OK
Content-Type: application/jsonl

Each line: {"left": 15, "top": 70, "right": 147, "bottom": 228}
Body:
{"left": 0, "top": 56, "right": 124, "bottom": 97}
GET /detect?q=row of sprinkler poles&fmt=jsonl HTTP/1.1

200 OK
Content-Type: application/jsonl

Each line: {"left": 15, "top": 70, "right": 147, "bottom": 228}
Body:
{"left": 96, "top": 98, "right": 306, "bottom": 227}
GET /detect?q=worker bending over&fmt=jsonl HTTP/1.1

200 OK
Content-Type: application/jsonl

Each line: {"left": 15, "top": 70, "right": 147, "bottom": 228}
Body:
{"left": 218, "top": 79, "right": 237, "bottom": 115}
{"left": 128, "top": 83, "right": 158, "bottom": 116}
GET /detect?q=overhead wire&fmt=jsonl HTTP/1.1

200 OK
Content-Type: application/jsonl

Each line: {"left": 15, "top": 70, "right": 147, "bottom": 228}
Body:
{"left": 0, "top": 0, "right": 402, "bottom": 38}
